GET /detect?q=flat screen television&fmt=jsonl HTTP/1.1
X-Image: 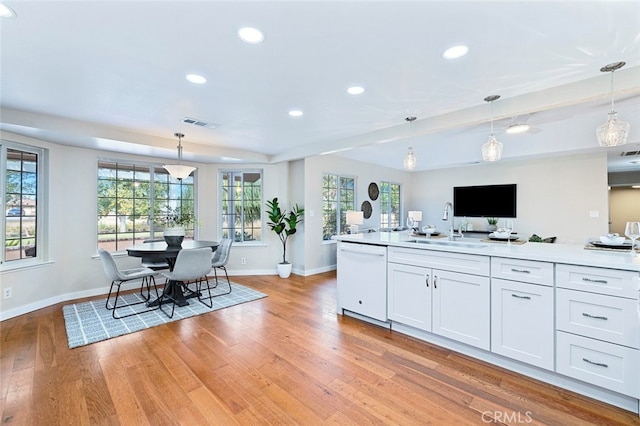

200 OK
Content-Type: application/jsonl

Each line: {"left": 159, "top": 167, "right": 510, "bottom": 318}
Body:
{"left": 453, "top": 184, "right": 517, "bottom": 218}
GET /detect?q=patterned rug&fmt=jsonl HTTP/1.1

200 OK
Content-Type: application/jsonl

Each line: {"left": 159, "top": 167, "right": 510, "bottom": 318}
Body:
{"left": 62, "top": 282, "right": 266, "bottom": 348}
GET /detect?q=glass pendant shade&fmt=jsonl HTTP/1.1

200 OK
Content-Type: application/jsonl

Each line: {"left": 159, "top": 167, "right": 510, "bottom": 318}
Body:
{"left": 482, "top": 134, "right": 503, "bottom": 162}
{"left": 163, "top": 132, "right": 196, "bottom": 180}
{"left": 597, "top": 112, "right": 630, "bottom": 147}
{"left": 404, "top": 148, "right": 417, "bottom": 170}
{"left": 596, "top": 61, "right": 630, "bottom": 147}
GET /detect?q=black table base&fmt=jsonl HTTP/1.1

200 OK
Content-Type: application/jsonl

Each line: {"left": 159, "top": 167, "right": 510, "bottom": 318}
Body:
{"left": 147, "top": 280, "right": 200, "bottom": 307}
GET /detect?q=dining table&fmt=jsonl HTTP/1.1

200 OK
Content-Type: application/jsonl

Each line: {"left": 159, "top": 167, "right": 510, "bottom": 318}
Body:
{"left": 126, "top": 239, "right": 219, "bottom": 307}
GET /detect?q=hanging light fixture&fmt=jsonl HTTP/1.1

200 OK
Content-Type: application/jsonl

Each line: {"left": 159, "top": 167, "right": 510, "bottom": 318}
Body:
{"left": 163, "top": 133, "right": 196, "bottom": 180}
{"left": 403, "top": 116, "right": 417, "bottom": 170}
{"left": 481, "top": 95, "right": 503, "bottom": 162}
{"left": 596, "top": 61, "right": 630, "bottom": 147}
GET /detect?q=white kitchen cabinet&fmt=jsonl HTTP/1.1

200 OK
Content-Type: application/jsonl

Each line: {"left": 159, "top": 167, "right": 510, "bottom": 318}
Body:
{"left": 387, "top": 263, "right": 432, "bottom": 331}
{"left": 491, "top": 278, "right": 554, "bottom": 370}
{"left": 336, "top": 242, "right": 388, "bottom": 321}
{"left": 432, "top": 270, "right": 490, "bottom": 350}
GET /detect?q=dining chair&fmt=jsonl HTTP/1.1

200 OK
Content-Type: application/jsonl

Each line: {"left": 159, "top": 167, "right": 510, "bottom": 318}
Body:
{"left": 140, "top": 238, "right": 170, "bottom": 271}
{"left": 209, "top": 238, "right": 233, "bottom": 297}
{"left": 98, "top": 248, "right": 160, "bottom": 319}
{"left": 160, "top": 247, "right": 212, "bottom": 317}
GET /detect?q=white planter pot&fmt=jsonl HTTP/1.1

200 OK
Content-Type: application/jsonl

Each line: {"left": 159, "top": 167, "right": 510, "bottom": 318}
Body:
{"left": 277, "top": 263, "right": 292, "bottom": 278}
{"left": 163, "top": 226, "right": 185, "bottom": 246}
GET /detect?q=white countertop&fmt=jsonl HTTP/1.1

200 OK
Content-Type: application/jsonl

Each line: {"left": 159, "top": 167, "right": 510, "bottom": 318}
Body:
{"left": 336, "top": 232, "right": 640, "bottom": 272}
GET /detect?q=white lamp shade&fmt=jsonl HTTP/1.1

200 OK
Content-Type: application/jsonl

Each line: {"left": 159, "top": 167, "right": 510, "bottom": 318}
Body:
{"left": 163, "top": 164, "right": 196, "bottom": 180}
{"left": 408, "top": 210, "right": 422, "bottom": 221}
{"left": 346, "top": 210, "right": 364, "bottom": 225}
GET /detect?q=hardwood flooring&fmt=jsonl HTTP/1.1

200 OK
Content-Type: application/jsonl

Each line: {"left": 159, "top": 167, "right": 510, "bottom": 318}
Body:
{"left": 1, "top": 271, "right": 638, "bottom": 425}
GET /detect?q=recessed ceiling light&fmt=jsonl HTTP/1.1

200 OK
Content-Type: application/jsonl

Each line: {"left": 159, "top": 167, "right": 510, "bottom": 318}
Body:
{"left": 506, "top": 123, "right": 530, "bottom": 134}
{"left": 0, "top": 3, "right": 16, "bottom": 18}
{"left": 442, "top": 45, "right": 469, "bottom": 60}
{"left": 288, "top": 110, "right": 303, "bottom": 117}
{"left": 347, "top": 86, "right": 365, "bottom": 95}
{"left": 238, "top": 27, "right": 265, "bottom": 44}
{"left": 185, "top": 74, "right": 207, "bottom": 84}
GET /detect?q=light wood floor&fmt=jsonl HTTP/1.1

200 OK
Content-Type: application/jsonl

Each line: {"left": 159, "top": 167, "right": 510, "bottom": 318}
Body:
{"left": 1, "top": 272, "right": 638, "bottom": 425}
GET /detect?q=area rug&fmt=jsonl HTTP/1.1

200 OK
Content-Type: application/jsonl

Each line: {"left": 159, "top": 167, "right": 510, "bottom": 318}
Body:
{"left": 62, "top": 282, "right": 266, "bottom": 349}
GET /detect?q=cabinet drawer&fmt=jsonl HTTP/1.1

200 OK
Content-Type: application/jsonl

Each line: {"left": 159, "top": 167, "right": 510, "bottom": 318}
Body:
{"left": 556, "top": 288, "right": 640, "bottom": 348}
{"left": 556, "top": 264, "right": 639, "bottom": 299}
{"left": 388, "top": 247, "right": 489, "bottom": 276}
{"left": 556, "top": 331, "right": 639, "bottom": 398}
{"left": 490, "top": 257, "right": 553, "bottom": 286}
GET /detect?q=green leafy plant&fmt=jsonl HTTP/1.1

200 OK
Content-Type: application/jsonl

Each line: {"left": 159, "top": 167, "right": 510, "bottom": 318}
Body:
{"left": 266, "top": 197, "right": 304, "bottom": 264}
{"left": 487, "top": 217, "right": 498, "bottom": 225}
{"left": 159, "top": 205, "right": 195, "bottom": 228}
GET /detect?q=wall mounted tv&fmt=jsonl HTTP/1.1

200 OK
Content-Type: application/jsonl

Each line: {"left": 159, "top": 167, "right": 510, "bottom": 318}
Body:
{"left": 453, "top": 184, "right": 517, "bottom": 218}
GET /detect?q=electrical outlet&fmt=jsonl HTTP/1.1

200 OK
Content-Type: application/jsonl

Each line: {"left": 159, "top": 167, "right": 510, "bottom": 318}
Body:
{"left": 241, "top": 257, "right": 247, "bottom": 265}
{"left": 3, "top": 287, "right": 12, "bottom": 300}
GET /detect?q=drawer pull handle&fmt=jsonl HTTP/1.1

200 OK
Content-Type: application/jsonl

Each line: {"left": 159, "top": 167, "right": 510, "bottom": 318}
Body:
{"left": 582, "top": 358, "right": 608, "bottom": 368}
{"left": 426, "top": 274, "right": 429, "bottom": 287}
{"left": 434, "top": 276, "right": 438, "bottom": 289}
{"left": 582, "top": 277, "right": 608, "bottom": 284}
{"left": 582, "top": 312, "right": 608, "bottom": 321}
{"left": 510, "top": 268, "right": 531, "bottom": 274}
{"left": 511, "top": 294, "right": 531, "bottom": 300}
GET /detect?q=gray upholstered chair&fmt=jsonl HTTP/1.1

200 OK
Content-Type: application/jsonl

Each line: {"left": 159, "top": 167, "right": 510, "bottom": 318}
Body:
{"left": 140, "top": 238, "right": 170, "bottom": 271}
{"left": 98, "top": 248, "right": 160, "bottom": 319}
{"left": 209, "top": 238, "right": 233, "bottom": 297}
{"left": 160, "top": 247, "right": 212, "bottom": 317}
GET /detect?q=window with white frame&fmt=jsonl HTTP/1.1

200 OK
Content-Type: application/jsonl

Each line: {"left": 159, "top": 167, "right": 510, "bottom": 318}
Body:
{"left": 220, "top": 170, "right": 262, "bottom": 243}
{"left": 380, "top": 181, "right": 401, "bottom": 229}
{"left": 97, "top": 161, "right": 195, "bottom": 251}
{"left": 2, "top": 143, "right": 44, "bottom": 263}
{"left": 322, "top": 174, "right": 355, "bottom": 240}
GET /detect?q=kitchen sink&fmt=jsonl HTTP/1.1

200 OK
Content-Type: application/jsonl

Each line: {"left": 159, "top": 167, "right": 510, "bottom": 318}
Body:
{"left": 407, "top": 239, "right": 488, "bottom": 249}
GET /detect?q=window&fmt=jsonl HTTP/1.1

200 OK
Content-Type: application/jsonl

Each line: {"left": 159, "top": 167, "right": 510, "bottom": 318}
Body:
{"left": 2, "top": 145, "right": 43, "bottom": 263}
{"left": 220, "top": 170, "right": 262, "bottom": 243}
{"left": 380, "top": 182, "right": 401, "bottom": 229}
{"left": 322, "top": 174, "right": 355, "bottom": 240}
{"left": 97, "top": 162, "right": 195, "bottom": 251}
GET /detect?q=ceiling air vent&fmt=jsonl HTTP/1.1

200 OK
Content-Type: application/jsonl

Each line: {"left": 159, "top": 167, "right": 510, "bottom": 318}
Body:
{"left": 182, "top": 117, "right": 219, "bottom": 129}
{"left": 620, "top": 150, "right": 640, "bottom": 157}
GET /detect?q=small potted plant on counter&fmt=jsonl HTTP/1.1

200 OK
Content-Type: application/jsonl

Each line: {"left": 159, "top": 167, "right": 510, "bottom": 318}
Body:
{"left": 487, "top": 217, "right": 498, "bottom": 232}
{"left": 266, "top": 197, "right": 304, "bottom": 278}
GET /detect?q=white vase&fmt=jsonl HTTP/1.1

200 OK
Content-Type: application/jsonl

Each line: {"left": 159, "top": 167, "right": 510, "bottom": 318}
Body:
{"left": 163, "top": 226, "right": 185, "bottom": 246}
{"left": 277, "top": 263, "right": 292, "bottom": 278}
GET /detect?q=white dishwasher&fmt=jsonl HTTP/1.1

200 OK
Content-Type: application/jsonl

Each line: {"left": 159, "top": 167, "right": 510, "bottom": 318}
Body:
{"left": 336, "top": 241, "right": 388, "bottom": 322}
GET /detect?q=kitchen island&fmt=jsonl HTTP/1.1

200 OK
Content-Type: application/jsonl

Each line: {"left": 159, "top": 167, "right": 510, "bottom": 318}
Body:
{"left": 336, "top": 232, "right": 640, "bottom": 415}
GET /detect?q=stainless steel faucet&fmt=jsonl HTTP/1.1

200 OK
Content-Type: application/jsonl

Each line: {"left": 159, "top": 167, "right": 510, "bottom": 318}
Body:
{"left": 442, "top": 201, "right": 463, "bottom": 240}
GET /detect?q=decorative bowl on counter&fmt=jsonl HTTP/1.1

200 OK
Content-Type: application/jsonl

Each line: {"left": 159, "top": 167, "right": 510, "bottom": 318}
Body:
{"left": 599, "top": 234, "right": 625, "bottom": 245}
{"left": 422, "top": 226, "right": 437, "bottom": 234}
{"left": 492, "top": 231, "right": 512, "bottom": 239}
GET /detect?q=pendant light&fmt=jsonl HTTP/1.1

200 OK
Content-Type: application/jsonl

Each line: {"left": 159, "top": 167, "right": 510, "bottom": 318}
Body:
{"left": 481, "top": 95, "right": 503, "bottom": 162}
{"left": 403, "top": 116, "right": 417, "bottom": 170}
{"left": 163, "top": 133, "right": 196, "bottom": 180}
{"left": 596, "top": 61, "right": 630, "bottom": 147}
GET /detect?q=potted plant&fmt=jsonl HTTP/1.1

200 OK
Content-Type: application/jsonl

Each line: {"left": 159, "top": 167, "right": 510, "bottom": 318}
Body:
{"left": 266, "top": 197, "right": 304, "bottom": 278}
{"left": 487, "top": 217, "right": 498, "bottom": 232}
{"left": 160, "top": 206, "right": 195, "bottom": 246}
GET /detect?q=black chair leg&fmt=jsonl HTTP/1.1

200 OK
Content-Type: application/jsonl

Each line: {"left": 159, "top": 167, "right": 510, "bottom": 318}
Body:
{"left": 108, "top": 276, "right": 161, "bottom": 319}
{"left": 211, "top": 266, "right": 232, "bottom": 297}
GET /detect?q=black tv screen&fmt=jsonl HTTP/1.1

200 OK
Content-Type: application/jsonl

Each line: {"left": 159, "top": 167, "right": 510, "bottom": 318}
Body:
{"left": 453, "top": 184, "right": 517, "bottom": 218}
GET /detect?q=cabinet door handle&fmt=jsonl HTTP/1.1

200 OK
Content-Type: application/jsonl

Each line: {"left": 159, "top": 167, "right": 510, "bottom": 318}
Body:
{"left": 582, "top": 312, "right": 608, "bottom": 321}
{"left": 511, "top": 294, "right": 531, "bottom": 300}
{"left": 434, "top": 276, "right": 438, "bottom": 289}
{"left": 426, "top": 274, "right": 430, "bottom": 287}
{"left": 582, "top": 277, "right": 608, "bottom": 284}
{"left": 582, "top": 358, "right": 608, "bottom": 368}
{"left": 510, "top": 268, "right": 531, "bottom": 274}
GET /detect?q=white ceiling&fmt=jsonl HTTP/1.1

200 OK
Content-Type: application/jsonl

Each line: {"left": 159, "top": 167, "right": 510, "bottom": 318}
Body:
{"left": 1, "top": 1, "right": 640, "bottom": 171}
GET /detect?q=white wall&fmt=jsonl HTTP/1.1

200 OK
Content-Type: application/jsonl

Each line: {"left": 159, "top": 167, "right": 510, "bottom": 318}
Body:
{"left": 408, "top": 152, "right": 609, "bottom": 243}
{"left": 301, "top": 155, "right": 411, "bottom": 274}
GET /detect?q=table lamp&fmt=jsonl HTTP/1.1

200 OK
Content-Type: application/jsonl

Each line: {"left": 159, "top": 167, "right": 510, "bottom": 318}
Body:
{"left": 407, "top": 210, "right": 422, "bottom": 230}
{"left": 346, "top": 210, "right": 364, "bottom": 234}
